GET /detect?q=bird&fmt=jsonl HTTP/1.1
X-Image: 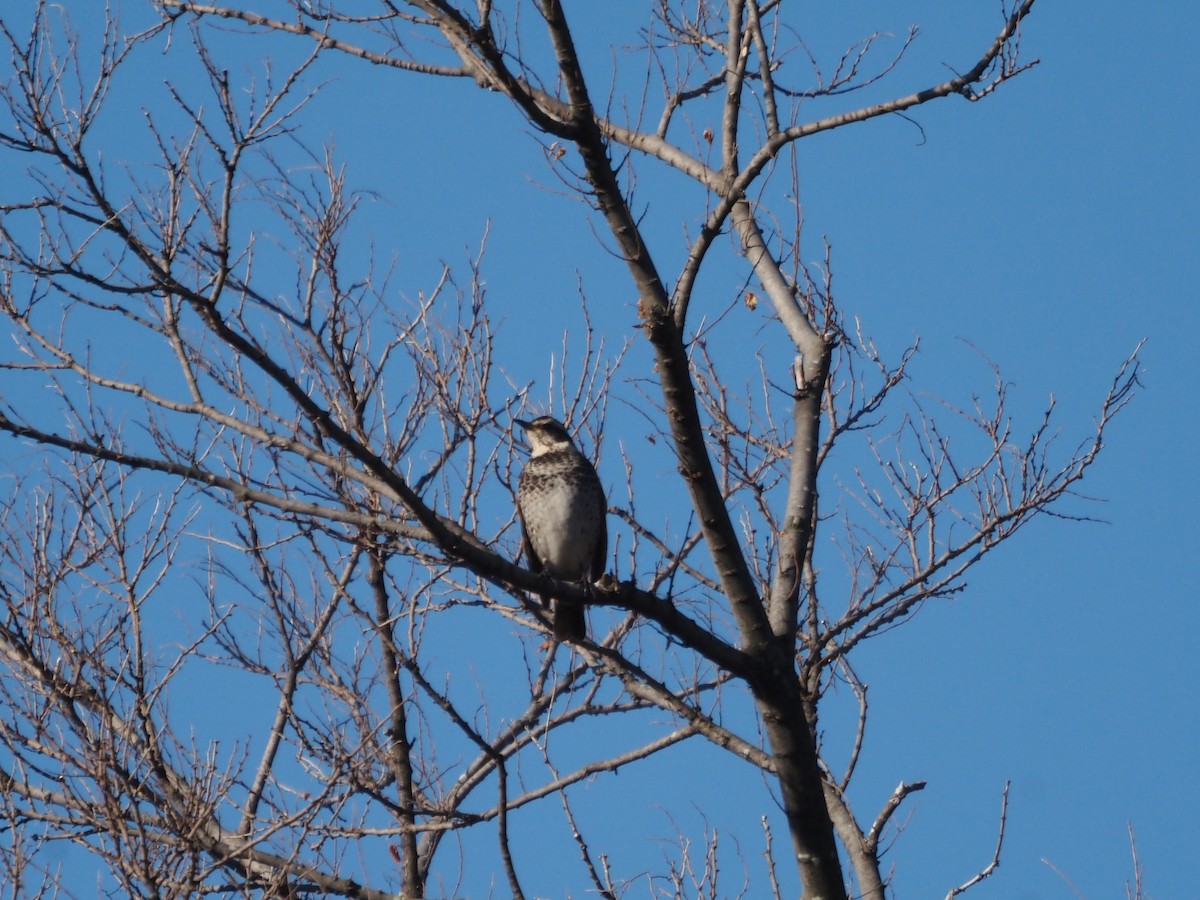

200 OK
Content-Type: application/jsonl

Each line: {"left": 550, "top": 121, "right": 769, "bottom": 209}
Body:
{"left": 514, "top": 415, "right": 607, "bottom": 642}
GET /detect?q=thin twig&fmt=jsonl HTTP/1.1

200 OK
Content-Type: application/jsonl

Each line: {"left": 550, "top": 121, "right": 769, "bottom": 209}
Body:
{"left": 945, "top": 781, "right": 1011, "bottom": 899}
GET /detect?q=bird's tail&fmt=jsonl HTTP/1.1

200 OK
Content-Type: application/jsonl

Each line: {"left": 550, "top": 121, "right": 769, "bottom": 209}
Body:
{"left": 553, "top": 597, "right": 586, "bottom": 642}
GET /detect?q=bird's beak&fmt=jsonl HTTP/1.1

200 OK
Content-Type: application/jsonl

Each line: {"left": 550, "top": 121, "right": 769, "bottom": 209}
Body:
{"left": 514, "top": 419, "right": 532, "bottom": 431}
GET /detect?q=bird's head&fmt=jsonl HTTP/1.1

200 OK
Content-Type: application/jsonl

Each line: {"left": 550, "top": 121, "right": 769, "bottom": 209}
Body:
{"left": 515, "top": 415, "right": 575, "bottom": 457}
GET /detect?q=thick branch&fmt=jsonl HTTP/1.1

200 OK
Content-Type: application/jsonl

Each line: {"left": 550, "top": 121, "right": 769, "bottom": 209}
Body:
{"left": 538, "top": 0, "right": 770, "bottom": 644}
{"left": 366, "top": 544, "right": 422, "bottom": 898}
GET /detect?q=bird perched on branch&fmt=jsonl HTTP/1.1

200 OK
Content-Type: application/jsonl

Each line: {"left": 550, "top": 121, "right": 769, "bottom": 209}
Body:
{"left": 514, "top": 415, "right": 607, "bottom": 642}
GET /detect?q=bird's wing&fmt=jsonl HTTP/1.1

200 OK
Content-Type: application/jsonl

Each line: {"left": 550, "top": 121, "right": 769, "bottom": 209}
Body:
{"left": 517, "top": 507, "right": 544, "bottom": 574}
{"left": 591, "top": 481, "right": 607, "bottom": 581}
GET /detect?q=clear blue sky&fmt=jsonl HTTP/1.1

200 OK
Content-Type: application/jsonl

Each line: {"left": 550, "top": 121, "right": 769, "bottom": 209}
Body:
{"left": 324, "top": 5, "right": 1195, "bottom": 893}
{"left": 7, "top": 1, "right": 1197, "bottom": 897}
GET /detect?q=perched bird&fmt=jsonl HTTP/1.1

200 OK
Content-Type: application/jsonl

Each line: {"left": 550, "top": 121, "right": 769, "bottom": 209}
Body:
{"left": 514, "top": 415, "right": 607, "bottom": 642}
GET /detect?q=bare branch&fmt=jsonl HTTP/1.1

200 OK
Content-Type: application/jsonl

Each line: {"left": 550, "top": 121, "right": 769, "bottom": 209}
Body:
{"left": 0, "top": 2, "right": 1132, "bottom": 897}
{"left": 945, "top": 781, "right": 1011, "bottom": 899}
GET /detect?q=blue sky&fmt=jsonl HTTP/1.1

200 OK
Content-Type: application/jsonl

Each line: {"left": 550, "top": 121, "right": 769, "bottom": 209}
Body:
{"left": 782, "top": 4, "right": 1199, "bottom": 896}
{"left": 4, "top": 1, "right": 1197, "bottom": 897}
{"left": 320, "top": 3, "right": 1196, "bottom": 890}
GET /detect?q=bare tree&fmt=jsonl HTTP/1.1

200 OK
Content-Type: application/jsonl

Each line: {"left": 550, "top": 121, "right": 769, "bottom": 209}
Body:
{"left": 0, "top": 2, "right": 1139, "bottom": 898}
